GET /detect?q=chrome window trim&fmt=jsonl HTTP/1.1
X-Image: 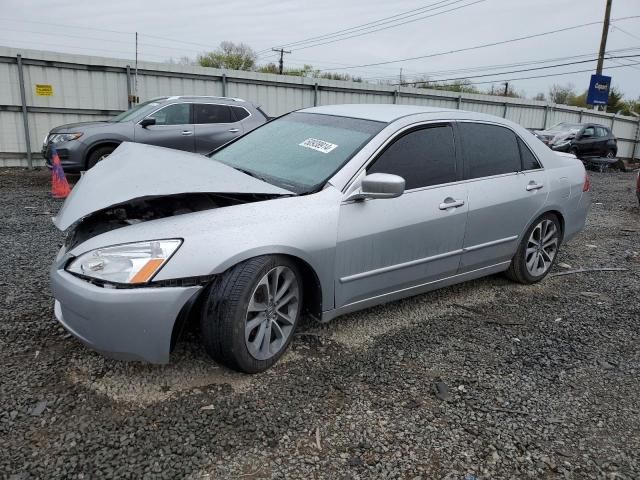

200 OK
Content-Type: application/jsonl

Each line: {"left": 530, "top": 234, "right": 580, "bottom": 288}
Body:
{"left": 138, "top": 102, "right": 252, "bottom": 127}
{"left": 340, "top": 118, "right": 547, "bottom": 198}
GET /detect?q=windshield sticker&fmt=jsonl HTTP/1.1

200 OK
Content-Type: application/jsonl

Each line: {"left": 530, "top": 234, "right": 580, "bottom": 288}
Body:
{"left": 299, "top": 138, "right": 338, "bottom": 154}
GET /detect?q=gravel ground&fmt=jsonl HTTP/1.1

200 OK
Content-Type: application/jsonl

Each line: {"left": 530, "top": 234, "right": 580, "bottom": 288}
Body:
{"left": 1, "top": 168, "right": 639, "bottom": 479}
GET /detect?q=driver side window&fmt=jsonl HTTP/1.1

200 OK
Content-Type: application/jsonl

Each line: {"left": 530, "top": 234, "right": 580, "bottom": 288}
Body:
{"left": 148, "top": 103, "right": 191, "bottom": 126}
{"left": 582, "top": 126, "right": 595, "bottom": 137}
{"left": 367, "top": 124, "right": 457, "bottom": 190}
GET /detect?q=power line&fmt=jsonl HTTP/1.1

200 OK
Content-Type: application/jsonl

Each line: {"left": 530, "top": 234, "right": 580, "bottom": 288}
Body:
{"left": 318, "top": 15, "right": 640, "bottom": 72}
{"left": 427, "top": 59, "right": 640, "bottom": 88}
{"left": 612, "top": 24, "right": 640, "bottom": 42}
{"left": 357, "top": 46, "right": 640, "bottom": 82}
{"left": 275, "top": 0, "right": 488, "bottom": 53}
{"left": 394, "top": 54, "right": 640, "bottom": 85}
{"left": 262, "top": 0, "right": 469, "bottom": 53}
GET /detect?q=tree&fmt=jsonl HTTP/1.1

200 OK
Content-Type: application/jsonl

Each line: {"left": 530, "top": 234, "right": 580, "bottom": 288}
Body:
{"left": 533, "top": 92, "right": 546, "bottom": 101}
{"left": 548, "top": 83, "right": 575, "bottom": 105}
{"left": 198, "top": 41, "right": 257, "bottom": 71}
{"left": 416, "top": 79, "right": 480, "bottom": 94}
{"left": 166, "top": 56, "right": 195, "bottom": 66}
{"left": 606, "top": 86, "right": 625, "bottom": 113}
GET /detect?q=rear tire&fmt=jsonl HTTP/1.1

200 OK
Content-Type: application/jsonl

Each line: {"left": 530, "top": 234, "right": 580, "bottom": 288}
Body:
{"left": 605, "top": 148, "right": 616, "bottom": 159}
{"left": 86, "top": 145, "right": 116, "bottom": 169}
{"left": 506, "top": 213, "right": 561, "bottom": 284}
{"left": 200, "top": 255, "right": 303, "bottom": 373}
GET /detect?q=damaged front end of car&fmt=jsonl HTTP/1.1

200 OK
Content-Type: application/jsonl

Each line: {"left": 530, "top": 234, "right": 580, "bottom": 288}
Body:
{"left": 49, "top": 142, "right": 294, "bottom": 363}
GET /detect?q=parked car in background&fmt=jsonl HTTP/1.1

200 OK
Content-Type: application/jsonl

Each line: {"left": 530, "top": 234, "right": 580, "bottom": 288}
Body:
{"left": 50, "top": 105, "right": 590, "bottom": 373}
{"left": 534, "top": 122, "right": 617, "bottom": 159}
{"left": 43, "top": 96, "right": 268, "bottom": 172}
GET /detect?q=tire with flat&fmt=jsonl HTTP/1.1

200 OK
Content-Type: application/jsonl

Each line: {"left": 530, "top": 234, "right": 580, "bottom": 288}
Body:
{"left": 200, "top": 255, "right": 303, "bottom": 373}
{"left": 86, "top": 145, "right": 115, "bottom": 169}
{"left": 506, "top": 213, "right": 561, "bottom": 284}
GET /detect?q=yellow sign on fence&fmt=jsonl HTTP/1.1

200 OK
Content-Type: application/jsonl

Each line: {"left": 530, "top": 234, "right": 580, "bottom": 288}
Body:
{"left": 35, "top": 84, "right": 54, "bottom": 96}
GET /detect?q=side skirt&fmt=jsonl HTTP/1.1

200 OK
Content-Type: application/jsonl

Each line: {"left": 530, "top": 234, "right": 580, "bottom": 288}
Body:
{"left": 320, "top": 261, "right": 511, "bottom": 323}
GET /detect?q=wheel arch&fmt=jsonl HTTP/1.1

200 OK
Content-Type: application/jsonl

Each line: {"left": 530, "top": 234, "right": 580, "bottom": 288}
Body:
{"left": 85, "top": 141, "right": 121, "bottom": 168}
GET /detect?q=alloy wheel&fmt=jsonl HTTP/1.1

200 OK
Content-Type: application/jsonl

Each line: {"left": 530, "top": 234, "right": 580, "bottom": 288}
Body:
{"left": 245, "top": 266, "right": 300, "bottom": 361}
{"left": 525, "top": 219, "right": 559, "bottom": 277}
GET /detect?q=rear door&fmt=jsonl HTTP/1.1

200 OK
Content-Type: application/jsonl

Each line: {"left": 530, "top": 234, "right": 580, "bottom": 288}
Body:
{"left": 134, "top": 103, "right": 195, "bottom": 152}
{"left": 457, "top": 122, "right": 548, "bottom": 272}
{"left": 594, "top": 126, "right": 609, "bottom": 156}
{"left": 334, "top": 123, "right": 468, "bottom": 307}
{"left": 193, "top": 103, "right": 244, "bottom": 153}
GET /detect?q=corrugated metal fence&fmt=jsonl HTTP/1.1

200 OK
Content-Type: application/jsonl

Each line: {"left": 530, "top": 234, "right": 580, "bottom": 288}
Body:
{"left": 1, "top": 46, "right": 639, "bottom": 167}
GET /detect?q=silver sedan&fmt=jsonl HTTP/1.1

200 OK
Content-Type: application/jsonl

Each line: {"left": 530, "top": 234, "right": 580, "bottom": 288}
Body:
{"left": 50, "top": 105, "right": 591, "bottom": 373}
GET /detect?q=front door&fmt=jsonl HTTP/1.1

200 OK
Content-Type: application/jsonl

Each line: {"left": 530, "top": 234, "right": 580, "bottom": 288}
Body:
{"left": 134, "top": 103, "right": 195, "bottom": 152}
{"left": 575, "top": 125, "right": 598, "bottom": 157}
{"left": 456, "top": 122, "right": 548, "bottom": 271}
{"left": 334, "top": 123, "right": 468, "bottom": 308}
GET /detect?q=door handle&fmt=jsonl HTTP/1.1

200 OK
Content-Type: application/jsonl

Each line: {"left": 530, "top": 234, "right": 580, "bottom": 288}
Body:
{"left": 439, "top": 198, "right": 465, "bottom": 210}
{"left": 526, "top": 182, "right": 544, "bottom": 191}
{"left": 181, "top": 130, "right": 193, "bottom": 136}
{"left": 228, "top": 128, "right": 240, "bottom": 133}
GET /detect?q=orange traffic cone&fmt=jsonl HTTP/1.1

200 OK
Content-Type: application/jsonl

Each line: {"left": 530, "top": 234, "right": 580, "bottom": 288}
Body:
{"left": 51, "top": 146, "right": 71, "bottom": 199}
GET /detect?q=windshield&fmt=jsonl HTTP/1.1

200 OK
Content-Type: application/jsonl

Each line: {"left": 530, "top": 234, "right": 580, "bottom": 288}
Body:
{"left": 549, "top": 122, "right": 582, "bottom": 132}
{"left": 210, "top": 112, "right": 385, "bottom": 193}
{"left": 109, "top": 99, "right": 166, "bottom": 122}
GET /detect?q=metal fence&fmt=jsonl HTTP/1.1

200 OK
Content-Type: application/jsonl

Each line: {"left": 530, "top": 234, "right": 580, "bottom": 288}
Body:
{"left": 1, "top": 45, "right": 639, "bottom": 167}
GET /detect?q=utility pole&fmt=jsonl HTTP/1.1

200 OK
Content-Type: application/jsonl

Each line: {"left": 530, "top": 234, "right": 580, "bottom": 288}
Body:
{"left": 272, "top": 48, "right": 291, "bottom": 75}
{"left": 595, "top": 0, "right": 612, "bottom": 111}
{"left": 134, "top": 32, "right": 139, "bottom": 103}
{"left": 596, "top": 0, "right": 612, "bottom": 75}
{"left": 399, "top": 68, "right": 403, "bottom": 87}
{"left": 503, "top": 81, "right": 509, "bottom": 96}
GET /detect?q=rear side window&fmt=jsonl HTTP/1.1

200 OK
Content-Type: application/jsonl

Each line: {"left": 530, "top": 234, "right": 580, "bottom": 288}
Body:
{"left": 518, "top": 138, "right": 542, "bottom": 170}
{"left": 194, "top": 104, "right": 233, "bottom": 124}
{"left": 367, "top": 124, "right": 457, "bottom": 189}
{"left": 231, "top": 107, "right": 250, "bottom": 121}
{"left": 459, "top": 123, "right": 521, "bottom": 179}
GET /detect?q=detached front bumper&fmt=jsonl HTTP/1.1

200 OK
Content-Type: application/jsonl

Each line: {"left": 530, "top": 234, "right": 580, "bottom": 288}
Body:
{"left": 50, "top": 266, "right": 201, "bottom": 363}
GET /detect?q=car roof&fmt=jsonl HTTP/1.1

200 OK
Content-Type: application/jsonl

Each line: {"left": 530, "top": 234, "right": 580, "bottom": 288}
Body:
{"left": 299, "top": 104, "right": 456, "bottom": 123}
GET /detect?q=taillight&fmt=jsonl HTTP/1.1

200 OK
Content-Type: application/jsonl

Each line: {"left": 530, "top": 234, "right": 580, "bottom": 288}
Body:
{"left": 583, "top": 173, "right": 591, "bottom": 192}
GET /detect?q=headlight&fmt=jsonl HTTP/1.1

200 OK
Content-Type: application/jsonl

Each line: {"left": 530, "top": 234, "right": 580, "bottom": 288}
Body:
{"left": 66, "top": 239, "right": 182, "bottom": 285}
{"left": 49, "top": 133, "right": 83, "bottom": 144}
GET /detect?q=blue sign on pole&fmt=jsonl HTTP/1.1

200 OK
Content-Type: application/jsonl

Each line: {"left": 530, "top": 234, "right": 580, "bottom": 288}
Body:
{"left": 586, "top": 74, "right": 611, "bottom": 105}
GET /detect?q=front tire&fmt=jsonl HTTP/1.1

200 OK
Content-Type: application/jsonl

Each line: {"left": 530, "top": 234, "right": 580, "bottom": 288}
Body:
{"left": 200, "top": 255, "right": 303, "bottom": 373}
{"left": 86, "top": 145, "right": 115, "bottom": 169}
{"left": 506, "top": 213, "right": 561, "bottom": 284}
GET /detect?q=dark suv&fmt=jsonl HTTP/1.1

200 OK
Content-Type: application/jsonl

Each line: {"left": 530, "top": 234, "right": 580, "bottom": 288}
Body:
{"left": 43, "top": 96, "right": 268, "bottom": 172}
{"left": 534, "top": 122, "right": 617, "bottom": 159}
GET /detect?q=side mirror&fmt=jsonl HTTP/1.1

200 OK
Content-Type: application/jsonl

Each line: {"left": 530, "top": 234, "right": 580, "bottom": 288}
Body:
{"left": 347, "top": 173, "right": 405, "bottom": 201}
{"left": 140, "top": 117, "right": 156, "bottom": 128}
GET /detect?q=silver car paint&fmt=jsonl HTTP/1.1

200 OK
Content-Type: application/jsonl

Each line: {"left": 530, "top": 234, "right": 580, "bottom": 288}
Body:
{"left": 51, "top": 105, "right": 590, "bottom": 363}
{"left": 54, "top": 142, "right": 293, "bottom": 230}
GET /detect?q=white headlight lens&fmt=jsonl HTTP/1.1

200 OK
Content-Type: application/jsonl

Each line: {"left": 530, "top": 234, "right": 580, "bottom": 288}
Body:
{"left": 50, "top": 133, "right": 83, "bottom": 144}
{"left": 66, "top": 239, "right": 182, "bottom": 284}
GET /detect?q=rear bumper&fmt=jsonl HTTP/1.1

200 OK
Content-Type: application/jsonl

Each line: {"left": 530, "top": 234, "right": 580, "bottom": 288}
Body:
{"left": 50, "top": 265, "right": 201, "bottom": 363}
{"left": 563, "top": 191, "right": 591, "bottom": 243}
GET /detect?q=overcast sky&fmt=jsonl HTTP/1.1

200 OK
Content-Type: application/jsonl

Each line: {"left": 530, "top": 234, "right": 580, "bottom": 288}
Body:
{"left": 1, "top": 0, "right": 639, "bottom": 99}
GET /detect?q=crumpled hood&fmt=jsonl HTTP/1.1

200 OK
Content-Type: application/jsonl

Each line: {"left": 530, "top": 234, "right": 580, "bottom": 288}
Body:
{"left": 54, "top": 142, "right": 293, "bottom": 230}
